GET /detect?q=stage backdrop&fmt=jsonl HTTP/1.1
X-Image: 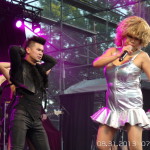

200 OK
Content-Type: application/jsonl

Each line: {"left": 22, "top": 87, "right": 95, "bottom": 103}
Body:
{"left": 60, "top": 92, "right": 96, "bottom": 150}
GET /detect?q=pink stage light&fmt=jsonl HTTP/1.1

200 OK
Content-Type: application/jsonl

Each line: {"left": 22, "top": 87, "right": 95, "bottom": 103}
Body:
{"left": 16, "top": 20, "right": 23, "bottom": 28}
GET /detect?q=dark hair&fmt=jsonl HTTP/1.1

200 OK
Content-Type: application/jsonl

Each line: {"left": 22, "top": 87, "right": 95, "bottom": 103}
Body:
{"left": 23, "top": 36, "right": 46, "bottom": 50}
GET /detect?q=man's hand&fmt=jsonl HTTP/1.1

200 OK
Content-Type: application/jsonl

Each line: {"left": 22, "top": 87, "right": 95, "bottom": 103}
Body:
{"left": 41, "top": 114, "right": 47, "bottom": 121}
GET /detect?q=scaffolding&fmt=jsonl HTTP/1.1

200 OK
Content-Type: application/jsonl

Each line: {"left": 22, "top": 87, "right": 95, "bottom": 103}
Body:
{"left": 5, "top": 0, "right": 42, "bottom": 23}
{"left": 42, "top": 0, "right": 148, "bottom": 93}
{"left": 3, "top": 0, "right": 149, "bottom": 93}
{"left": 2, "top": 0, "right": 150, "bottom": 131}
{"left": 30, "top": 0, "right": 150, "bottom": 132}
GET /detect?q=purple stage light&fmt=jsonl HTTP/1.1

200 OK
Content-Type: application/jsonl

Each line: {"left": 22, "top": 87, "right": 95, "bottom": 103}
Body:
{"left": 32, "top": 23, "right": 41, "bottom": 33}
{"left": 34, "top": 27, "right": 41, "bottom": 33}
{"left": 16, "top": 20, "right": 23, "bottom": 28}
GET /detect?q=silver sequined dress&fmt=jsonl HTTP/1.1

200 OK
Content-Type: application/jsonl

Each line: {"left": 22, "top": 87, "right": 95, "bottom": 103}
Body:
{"left": 91, "top": 50, "right": 150, "bottom": 129}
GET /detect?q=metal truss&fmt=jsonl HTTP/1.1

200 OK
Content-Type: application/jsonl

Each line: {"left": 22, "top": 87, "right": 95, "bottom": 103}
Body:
{"left": 4, "top": 0, "right": 42, "bottom": 23}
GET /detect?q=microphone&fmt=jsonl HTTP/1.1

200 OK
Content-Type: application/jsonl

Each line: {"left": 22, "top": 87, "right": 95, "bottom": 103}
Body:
{"left": 119, "top": 50, "right": 128, "bottom": 62}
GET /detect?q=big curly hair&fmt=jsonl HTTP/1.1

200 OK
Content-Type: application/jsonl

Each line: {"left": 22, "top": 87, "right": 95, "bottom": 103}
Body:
{"left": 115, "top": 16, "right": 150, "bottom": 47}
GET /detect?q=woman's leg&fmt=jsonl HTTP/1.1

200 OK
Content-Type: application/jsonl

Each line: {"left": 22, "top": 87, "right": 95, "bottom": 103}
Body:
{"left": 111, "top": 145, "right": 118, "bottom": 150}
{"left": 96, "top": 124, "right": 117, "bottom": 150}
{"left": 7, "top": 134, "right": 10, "bottom": 150}
{"left": 126, "top": 124, "right": 143, "bottom": 150}
{"left": 26, "top": 137, "right": 36, "bottom": 150}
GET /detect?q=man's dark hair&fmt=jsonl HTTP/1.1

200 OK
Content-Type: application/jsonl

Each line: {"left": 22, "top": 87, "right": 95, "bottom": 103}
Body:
{"left": 23, "top": 36, "right": 46, "bottom": 50}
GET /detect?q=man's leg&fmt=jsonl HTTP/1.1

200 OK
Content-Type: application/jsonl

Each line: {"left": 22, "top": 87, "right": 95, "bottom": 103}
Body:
{"left": 9, "top": 110, "right": 28, "bottom": 150}
{"left": 28, "top": 119, "right": 50, "bottom": 150}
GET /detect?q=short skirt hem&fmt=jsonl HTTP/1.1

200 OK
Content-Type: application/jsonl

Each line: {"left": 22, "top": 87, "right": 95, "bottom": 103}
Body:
{"left": 91, "top": 107, "right": 150, "bottom": 129}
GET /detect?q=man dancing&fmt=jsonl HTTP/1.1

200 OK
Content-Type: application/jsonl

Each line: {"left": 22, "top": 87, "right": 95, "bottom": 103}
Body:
{"left": 9, "top": 36, "right": 57, "bottom": 150}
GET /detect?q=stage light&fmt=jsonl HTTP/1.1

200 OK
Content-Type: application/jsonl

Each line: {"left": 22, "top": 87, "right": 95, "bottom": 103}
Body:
{"left": 16, "top": 20, "right": 23, "bottom": 28}
{"left": 32, "top": 23, "right": 41, "bottom": 33}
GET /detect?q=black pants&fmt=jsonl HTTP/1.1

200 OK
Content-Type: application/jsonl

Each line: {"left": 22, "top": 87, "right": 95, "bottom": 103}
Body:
{"left": 9, "top": 109, "right": 50, "bottom": 150}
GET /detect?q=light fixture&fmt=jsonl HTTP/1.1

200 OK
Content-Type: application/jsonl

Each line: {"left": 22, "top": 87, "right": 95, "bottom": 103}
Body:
{"left": 15, "top": 20, "right": 24, "bottom": 28}
{"left": 32, "top": 23, "right": 41, "bottom": 33}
